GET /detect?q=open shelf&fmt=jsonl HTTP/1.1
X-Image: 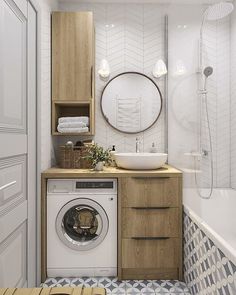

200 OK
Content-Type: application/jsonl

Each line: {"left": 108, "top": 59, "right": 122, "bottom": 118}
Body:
{"left": 52, "top": 101, "right": 95, "bottom": 136}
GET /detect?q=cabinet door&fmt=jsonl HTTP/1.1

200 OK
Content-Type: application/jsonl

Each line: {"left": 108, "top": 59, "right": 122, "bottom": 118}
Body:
{"left": 120, "top": 177, "right": 180, "bottom": 208}
{"left": 52, "top": 12, "right": 94, "bottom": 101}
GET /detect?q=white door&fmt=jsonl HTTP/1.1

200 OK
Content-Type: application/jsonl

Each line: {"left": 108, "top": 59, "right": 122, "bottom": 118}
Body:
{"left": 0, "top": 0, "right": 37, "bottom": 287}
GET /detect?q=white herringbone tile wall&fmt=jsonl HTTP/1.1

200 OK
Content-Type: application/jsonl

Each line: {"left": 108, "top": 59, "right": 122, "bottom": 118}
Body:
{"left": 200, "top": 17, "right": 231, "bottom": 188}
{"left": 58, "top": 2, "right": 167, "bottom": 153}
{"left": 39, "top": 0, "right": 58, "bottom": 171}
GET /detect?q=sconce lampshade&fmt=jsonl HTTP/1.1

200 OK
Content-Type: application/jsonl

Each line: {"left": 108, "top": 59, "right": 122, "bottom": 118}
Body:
{"left": 98, "top": 59, "right": 110, "bottom": 78}
{"left": 152, "top": 59, "right": 168, "bottom": 78}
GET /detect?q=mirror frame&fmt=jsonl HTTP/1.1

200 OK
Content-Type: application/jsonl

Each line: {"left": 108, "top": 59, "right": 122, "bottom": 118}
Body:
{"left": 100, "top": 71, "right": 163, "bottom": 134}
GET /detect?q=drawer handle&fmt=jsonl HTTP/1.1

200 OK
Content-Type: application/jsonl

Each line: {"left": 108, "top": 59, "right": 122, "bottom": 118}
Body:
{"left": 0, "top": 181, "right": 17, "bottom": 191}
{"left": 132, "top": 177, "right": 170, "bottom": 179}
{"left": 131, "top": 207, "right": 170, "bottom": 210}
{"left": 132, "top": 237, "right": 170, "bottom": 240}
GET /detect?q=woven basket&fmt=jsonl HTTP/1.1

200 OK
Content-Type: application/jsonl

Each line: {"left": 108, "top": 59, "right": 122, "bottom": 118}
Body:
{"left": 59, "top": 145, "right": 92, "bottom": 169}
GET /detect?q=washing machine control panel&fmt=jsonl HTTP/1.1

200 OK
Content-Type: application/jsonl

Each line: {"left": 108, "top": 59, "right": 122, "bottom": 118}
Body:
{"left": 48, "top": 179, "right": 117, "bottom": 194}
{"left": 76, "top": 181, "right": 114, "bottom": 189}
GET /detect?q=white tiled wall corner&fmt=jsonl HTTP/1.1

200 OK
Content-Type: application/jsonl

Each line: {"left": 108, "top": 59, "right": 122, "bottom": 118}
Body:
{"left": 58, "top": 2, "right": 167, "bottom": 153}
{"left": 231, "top": 9, "right": 236, "bottom": 190}
{"left": 38, "top": 0, "right": 58, "bottom": 171}
{"left": 201, "top": 17, "right": 231, "bottom": 188}
{"left": 168, "top": 4, "right": 231, "bottom": 189}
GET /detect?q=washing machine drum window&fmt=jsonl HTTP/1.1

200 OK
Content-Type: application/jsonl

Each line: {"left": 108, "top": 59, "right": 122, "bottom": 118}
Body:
{"left": 56, "top": 198, "right": 109, "bottom": 251}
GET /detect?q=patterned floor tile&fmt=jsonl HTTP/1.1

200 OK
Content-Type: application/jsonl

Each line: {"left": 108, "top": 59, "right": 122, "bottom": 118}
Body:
{"left": 42, "top": 277, "right": 191, "bottom": 294}
{"left": 125, "top": 280, "right": 154, "bottom": 293}
{"left": 70, "top": 277, "right": 85, "bottom": 287}
{"left": 97, "top": 277, "right": 126, "bottom": 294}
{"left": 81, "top": 277, "right": 99, "bottom": 287}
{"left": 152, "top": 280, "right": 189, "bottom": 293}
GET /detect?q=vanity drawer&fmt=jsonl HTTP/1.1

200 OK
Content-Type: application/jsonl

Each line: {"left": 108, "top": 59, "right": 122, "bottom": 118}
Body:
{"left": 121, "top": 238, "right": 179, "bottom": 269}
{"left": 122, "top": 207, "right": 179, "bottom": 238}
{"left": 120, "top": 177, "right": 180, "bottom": 208}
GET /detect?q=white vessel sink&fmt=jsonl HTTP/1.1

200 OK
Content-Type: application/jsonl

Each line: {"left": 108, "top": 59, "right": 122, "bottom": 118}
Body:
{"left": 114, "top": 153, "right": 168, "bottom": 170}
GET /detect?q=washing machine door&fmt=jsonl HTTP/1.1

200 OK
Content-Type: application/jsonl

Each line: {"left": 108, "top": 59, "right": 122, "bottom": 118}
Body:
{"left": 56, "top": 198, "right": 109, "bottom": 251}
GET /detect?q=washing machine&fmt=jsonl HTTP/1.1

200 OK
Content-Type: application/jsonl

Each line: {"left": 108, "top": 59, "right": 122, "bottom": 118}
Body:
{"left": 47, "top": 178, "right": 117, "bottom": 277}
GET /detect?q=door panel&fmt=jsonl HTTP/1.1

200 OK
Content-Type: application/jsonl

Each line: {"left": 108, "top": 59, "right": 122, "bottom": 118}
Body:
{"left": 0, "top": 0, "right": 37, "bottom": 287}
{"left": 0, "top": 134, "right": 27, "bottom": 158}
{"left": 0, "top": 222, "right": 27, "bottom": 287}
{"left": 0, "top": 156, "right": 26, "bottom": 208}
{"left": 0, "top": 0, "right": 26, "bottom": 133}
{"left": 0, "top": 200, "right": 27, "bottom": 244}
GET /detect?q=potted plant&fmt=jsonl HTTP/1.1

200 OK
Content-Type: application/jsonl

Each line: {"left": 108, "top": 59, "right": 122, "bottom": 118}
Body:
{"left": 85, "top": 144, "right": 111, "bottom": 171}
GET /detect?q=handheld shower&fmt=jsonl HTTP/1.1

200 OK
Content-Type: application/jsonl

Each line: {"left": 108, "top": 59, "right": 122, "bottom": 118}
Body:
{"left": 203, "top": 66, "right": 213, "bottom": 78}
{"left": 203, "top": 66, "right": 213, "bottom": 90}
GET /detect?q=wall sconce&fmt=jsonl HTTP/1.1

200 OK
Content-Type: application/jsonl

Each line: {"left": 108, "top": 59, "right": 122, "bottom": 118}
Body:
{"left": 174, "top": 60, "right": 187, "bottom": 76}
{"left": 98, "top": 59, "right": 110, "bottom": 79}
{"left": 152, "top": 59, "right": 168, "bottom": 78}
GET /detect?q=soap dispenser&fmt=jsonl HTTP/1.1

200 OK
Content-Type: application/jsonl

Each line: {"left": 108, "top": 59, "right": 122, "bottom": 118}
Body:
{"left": 150, "top": 142, "right": 158, "bottom": 153}
{"left": 110, "top": 145, "right": 117, "bottom": 167}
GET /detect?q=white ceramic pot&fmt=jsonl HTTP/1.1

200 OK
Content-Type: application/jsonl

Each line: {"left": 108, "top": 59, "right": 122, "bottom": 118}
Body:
{"left": 94, "top": 161, "right": 104, "bottom": 171}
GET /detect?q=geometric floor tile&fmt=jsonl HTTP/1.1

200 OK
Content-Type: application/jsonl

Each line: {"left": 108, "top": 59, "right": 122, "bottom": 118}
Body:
{"left": 41, "top": 277, "right": 191, "bottom": 294}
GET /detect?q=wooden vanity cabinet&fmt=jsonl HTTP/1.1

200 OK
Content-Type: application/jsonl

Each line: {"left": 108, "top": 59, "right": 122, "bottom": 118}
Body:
{"left": 118, "top": 176, "right": 183, "bottom": 280}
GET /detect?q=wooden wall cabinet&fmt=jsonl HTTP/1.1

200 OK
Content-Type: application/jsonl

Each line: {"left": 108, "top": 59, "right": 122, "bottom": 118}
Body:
{"left": 118, "top": 176, "right": 183, "bottom": 280}
{"left": 51, "top": 12, "right": 95, "bottom": 135}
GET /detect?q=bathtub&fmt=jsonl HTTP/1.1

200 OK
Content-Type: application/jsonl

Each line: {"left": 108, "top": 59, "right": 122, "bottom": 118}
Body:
{"left": 183, "top": 188, "right": 236, "bottom": 295}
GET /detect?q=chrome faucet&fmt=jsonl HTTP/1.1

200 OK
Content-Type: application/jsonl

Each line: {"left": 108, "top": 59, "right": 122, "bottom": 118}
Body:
{"left": 136, "top": 137, "right": 141, "bottom": 153}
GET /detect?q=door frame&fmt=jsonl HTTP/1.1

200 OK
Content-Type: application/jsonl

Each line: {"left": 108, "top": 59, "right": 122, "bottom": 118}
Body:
{"left": 27, "top": 0, "right": 41, "bottom": 287}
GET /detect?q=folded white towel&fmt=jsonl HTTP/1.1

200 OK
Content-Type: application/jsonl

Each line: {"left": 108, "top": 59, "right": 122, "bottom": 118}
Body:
{"left": 57, "top": 126, "right": 89, "bottom": 133}
{"left": 58, "top": 117, "right": 89, "bottom": 126}
{"left": 58, "top": 122, "right": 86, "bottom": 128}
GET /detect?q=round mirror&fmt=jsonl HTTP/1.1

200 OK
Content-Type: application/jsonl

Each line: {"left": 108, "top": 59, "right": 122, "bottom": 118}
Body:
{"left": 101, "top": 72, "right": 163, "bottom": 134}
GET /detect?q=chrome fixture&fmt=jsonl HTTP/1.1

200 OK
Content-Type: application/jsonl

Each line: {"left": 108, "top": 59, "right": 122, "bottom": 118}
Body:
{"left": 136, "top": 138, "right": 141, "bottom": 153}
{"left": 196, "top": 2, "right": 234, "bottom": 200}
{"left": 204, "top": 2, "right": 234, "bottom": 21}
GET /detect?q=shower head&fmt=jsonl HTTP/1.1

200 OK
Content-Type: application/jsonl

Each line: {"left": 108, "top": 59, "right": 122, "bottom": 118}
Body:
{"left": 204, "top": 67, "right": 213, "bottom": 77}
{"left": 205, "top": 2, "right": 234, "bottom": 21}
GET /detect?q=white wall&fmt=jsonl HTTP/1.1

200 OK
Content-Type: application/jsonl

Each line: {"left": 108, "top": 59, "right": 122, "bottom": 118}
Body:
{"left": 38, "top": 0, "right": 57, "bottom": 171}
{"left": 231, "top": 8, "right": 236, "bottom": 189}
{"left": 168, "top": 4, "right": 203, "bottom": 187}
{"left": 201, "top": 18, "right": 231, "bottom": 188}
{"left": 168, "top": 4, "right": 232, "bottom": 189}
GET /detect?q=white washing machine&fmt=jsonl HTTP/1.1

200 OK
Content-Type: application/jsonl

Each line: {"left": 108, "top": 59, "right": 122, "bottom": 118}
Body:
{"left": 47, "top": 178, "right": 117, "bottom": 277}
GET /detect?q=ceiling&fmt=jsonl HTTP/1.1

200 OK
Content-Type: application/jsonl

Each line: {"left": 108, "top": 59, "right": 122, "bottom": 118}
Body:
{"left": 58, "top": 0, "right": 234, "bottom": 4}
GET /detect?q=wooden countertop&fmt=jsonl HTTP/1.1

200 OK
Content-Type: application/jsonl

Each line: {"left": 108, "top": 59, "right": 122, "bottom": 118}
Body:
{"left": 41, "top": 164, "right": 182, "bottom": 179}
